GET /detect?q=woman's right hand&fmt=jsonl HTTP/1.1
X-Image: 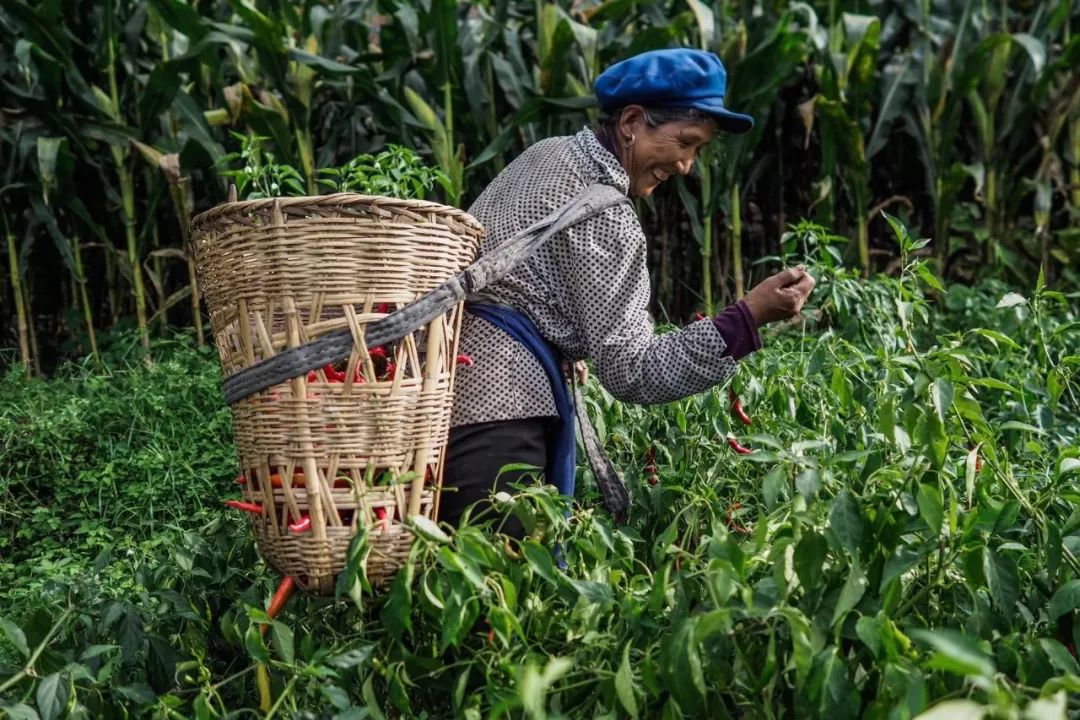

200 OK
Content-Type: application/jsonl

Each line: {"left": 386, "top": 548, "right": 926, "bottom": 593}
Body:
{"left": 742, "top": 266, "right": 816, "bottom": 327}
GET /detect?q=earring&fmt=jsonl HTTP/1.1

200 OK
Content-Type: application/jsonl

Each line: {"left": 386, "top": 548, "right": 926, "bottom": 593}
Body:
{"left": 624, "top": 133, "right": 636, "bottom": 149}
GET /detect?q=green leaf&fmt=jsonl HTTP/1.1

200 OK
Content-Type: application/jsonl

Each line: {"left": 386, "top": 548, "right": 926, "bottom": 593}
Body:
{"left": 983, "top": 548, "right": 1018, "bottom": 612}
{"left": 780, "top": 608, "right": 816, "bottom": 689}
{"left": 522, "top": 540, "right": 560, "bottom": 586}
{"left": 999, "top": 421, "right": 1045, "bottom": 434}
{"left": 880, "top": 545, "right": 922, "bottom": 591}
{"left": 35, "top": 673, "right": 68, "bottom": 720}
{"left": 1, "top": 704, "right": 40, "bottom": 720}
{"left": 270, "top": 621, "right": 294, "bottom": 665}
{"left": 1027, "top": 692, "right": 1070, "bottom": 720}
{"left": 762, "top": 465, "right": 788, "bottom": 509}
{"left": 408, "top": 515, "right": 450, "bottom": 544}
{"left": 685, "top": 0, "right": 714, "bottom": 48}
{"left": 796, "top": 468, "right": 822, "bottom": 501}
{"left": 1039, "top": 639, "right": 1080, "bottom": 676}
{"left": 1011, "top": 33, "right": 1046, "bottom": 73}
{"left": 1059, "top": 458, "right": 1080, "bottom": 478}
{"left": 910, "top": 628, "right": 994, "bottom": 678}
{"left": 917, "top": 483, "right": 944, "bottom": 536}
{"left": 914, "top": 700, "right": 986, "bottom": 720}
{"left": 615, "top": 642, "right": 639, "bottom": 719}
{"left": 996, "top": 292, "right": 1027, "bottom": 308}
{"left": 915, "top": 262, "right": 946, "bottom": 292}
{"left": 1048, "top": 580, "right": 1080, "bottom": 619}
{"left": 972, "top": 328, "right": 1021, "bottom": 350}
{"left": 244, "top": 623, "right": 271, "bottom": 664}
{"left": 795, "top": 532, "right": 828, "bottom": 589}
{"left": 829, "top": 490, "right": 864, "bottom": 557}
{"left": 831, "top": 561, "right": 867, "bottom": 626}
{"left": 362, "top": 675, "right": 387, "bottom": 720}
{"left": 930, "top": 378, "right": 953, "bottom": 422}
{"left": 0, "top": 617, "right": 30, "bottom": 658}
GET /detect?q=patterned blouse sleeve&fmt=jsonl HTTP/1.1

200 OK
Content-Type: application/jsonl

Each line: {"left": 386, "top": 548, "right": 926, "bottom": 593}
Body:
{"left": 552, "top": 203, "right": 741, "bottom": 405}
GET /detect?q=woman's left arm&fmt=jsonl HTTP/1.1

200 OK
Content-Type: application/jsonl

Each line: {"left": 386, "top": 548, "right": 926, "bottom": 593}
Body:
{"left": 554, "top": 205, "right": 757, "bottom": 405}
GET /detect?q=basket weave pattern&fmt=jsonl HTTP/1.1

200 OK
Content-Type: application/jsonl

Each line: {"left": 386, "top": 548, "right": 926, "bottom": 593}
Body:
{"left": 191, "top": 194, "right": 483, "bottom": 594}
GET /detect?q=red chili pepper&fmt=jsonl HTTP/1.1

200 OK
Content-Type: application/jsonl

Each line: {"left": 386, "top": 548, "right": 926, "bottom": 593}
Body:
{"left": 368, "top": 346, "right": 387, "bottom": 360}
{"left": 729, "top": 388, "right": 752, "bottom": 426}
{"left": 266, "top": 472, "right": 308, "bottom": 489}
{"left": 727, "top": 437, "right": 752, "bottom": 455}
{"left": 225, "top": 500, "right": 263, "bottom": 514}
{"left": 456, "top": 354, "right": 474, "bottom": 366}
{"left": 235, "top": 474, "right": 248, "bottom": 485}
{"left": 288, "top": 515, "right": 311, "bottom": 533}
{"left": 260, "top": 576, "right": 296, "bottom": 635}
{"left": 975, "top": 455, "right": 983, "bottom": 472}
{"left": 323, "top": 364, "right": 346, "bottom": 382}
{"left": 380, "top": 361, "right": 396, "bottom": 380}
{"left": 725, "top": 502, "right": 751, "bottom": 535}
{"left": 351, "top": 364, "right": 368, "bottom": 384}
{"left": 483, "top": 618, "right": 495, "bottom": 646}
{"left": 376, "top": 303, "right": 389, "bottom": 314}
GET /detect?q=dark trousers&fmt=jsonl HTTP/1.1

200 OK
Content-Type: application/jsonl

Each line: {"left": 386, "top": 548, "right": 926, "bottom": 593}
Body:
{"left": 439, "top": 417, "right": 556, "bottom": 538}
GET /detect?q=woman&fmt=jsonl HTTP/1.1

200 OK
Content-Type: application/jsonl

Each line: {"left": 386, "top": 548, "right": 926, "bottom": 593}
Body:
{"left": 441, "top": 48, "right": 815, "bottom": 535}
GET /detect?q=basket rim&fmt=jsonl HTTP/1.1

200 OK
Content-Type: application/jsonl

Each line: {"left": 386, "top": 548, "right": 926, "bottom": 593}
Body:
{"left": 191, "top": 192, "right": 484, "bottom": 234}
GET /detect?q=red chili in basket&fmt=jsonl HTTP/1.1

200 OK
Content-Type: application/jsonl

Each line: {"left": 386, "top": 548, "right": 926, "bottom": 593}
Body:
{"left": 288, "top": 515, "right": 312, "bottom": 533}
{"left": 456, "top": 354, "right": 474, "bottom": 366}
{"left": 225, "top": 500, "right": 263, "bottom": 514}
{"left": 729, "top": 388, "right": 752, "bottom": 426}
{"left": 727, "top": 437, "right": 752, "bottom": 455}
{"left": 351, "top": 365, "right": 368, "bottom": 384}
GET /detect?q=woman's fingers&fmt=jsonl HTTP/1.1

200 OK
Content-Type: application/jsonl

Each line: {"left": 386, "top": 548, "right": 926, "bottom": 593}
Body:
{"left": 576, "top": 361, "right": 589, "bottom": 384}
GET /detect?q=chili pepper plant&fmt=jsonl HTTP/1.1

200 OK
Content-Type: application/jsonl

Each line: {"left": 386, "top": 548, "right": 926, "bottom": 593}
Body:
{"left": 1, "top": 216, "right": 1078, "bottom": 718}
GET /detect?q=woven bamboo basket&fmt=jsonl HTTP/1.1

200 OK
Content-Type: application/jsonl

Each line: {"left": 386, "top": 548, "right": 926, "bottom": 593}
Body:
{"left": 190, "top": 192, "right": 484, "bottom": 594}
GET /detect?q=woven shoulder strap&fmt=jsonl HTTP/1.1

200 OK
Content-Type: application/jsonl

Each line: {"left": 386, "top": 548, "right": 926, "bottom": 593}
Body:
{"left": 221, "top": 183, "right": 629, "bottom": 405}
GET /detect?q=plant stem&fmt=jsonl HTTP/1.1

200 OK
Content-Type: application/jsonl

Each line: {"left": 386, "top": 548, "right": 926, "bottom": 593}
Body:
{"left": 732, "top": 181, "right": 744, "bottom": 299}
{"left": 4, "top": 212, "right": 31, "bottom": 376}
{"left": 73, "top": 233, "right": 100, "bottom": 363}
{"left": 119, "top": 160, "right": 151, "bottom": 359}
{"left": 24, "top": 279, "right": 41, "bottom": 376}
{"left": 0, "top": 607, "right": 74, "bottom": 696}
{"left": 701, "top": 157, "right": 714, "bottom": 315}
{"left": 263, "top": 675, "right": 297, "bottom": 719}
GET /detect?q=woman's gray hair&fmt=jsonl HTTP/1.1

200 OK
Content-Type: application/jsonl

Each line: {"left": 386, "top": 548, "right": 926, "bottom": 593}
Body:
{"left": 599, "top": 106, "right": 717, "bottom": 130}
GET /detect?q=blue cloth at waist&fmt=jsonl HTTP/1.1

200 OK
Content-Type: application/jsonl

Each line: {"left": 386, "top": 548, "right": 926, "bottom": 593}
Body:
{"left": 465, "top": 303, "right": 576, "bottom": 499}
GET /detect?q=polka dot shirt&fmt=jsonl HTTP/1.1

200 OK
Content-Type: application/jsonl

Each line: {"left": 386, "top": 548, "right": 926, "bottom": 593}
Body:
{"left": 451, "top": 128, "right": 742, "bottom": 427}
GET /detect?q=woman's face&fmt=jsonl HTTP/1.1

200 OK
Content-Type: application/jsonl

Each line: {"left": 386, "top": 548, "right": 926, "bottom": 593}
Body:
{"left": 616, "top": 107, "right": 715, "bottom": 197}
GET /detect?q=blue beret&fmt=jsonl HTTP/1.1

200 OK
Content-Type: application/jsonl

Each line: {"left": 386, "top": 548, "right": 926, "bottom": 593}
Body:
{"left": 594, "top": 48, "right": 754, "bottom": 134}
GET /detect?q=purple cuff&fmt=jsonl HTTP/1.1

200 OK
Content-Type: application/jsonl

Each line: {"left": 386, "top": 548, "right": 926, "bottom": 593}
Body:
{"left": 711, "top": 300, "right": 763, "bottom": 361}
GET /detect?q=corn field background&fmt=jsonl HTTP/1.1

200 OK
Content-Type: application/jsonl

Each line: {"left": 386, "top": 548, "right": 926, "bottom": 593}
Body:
{"left": 1, "top": 0, "right": 1078, "bottom": 373}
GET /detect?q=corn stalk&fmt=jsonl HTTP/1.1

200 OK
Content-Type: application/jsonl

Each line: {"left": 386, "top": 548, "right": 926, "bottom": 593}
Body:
{"left": 2, "top": 207, "right": 31, "bottom": 376}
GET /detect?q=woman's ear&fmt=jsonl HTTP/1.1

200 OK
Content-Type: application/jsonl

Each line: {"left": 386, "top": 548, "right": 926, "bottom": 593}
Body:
{"left": 617, "top": 105, "right": 646, "bottom": 146}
